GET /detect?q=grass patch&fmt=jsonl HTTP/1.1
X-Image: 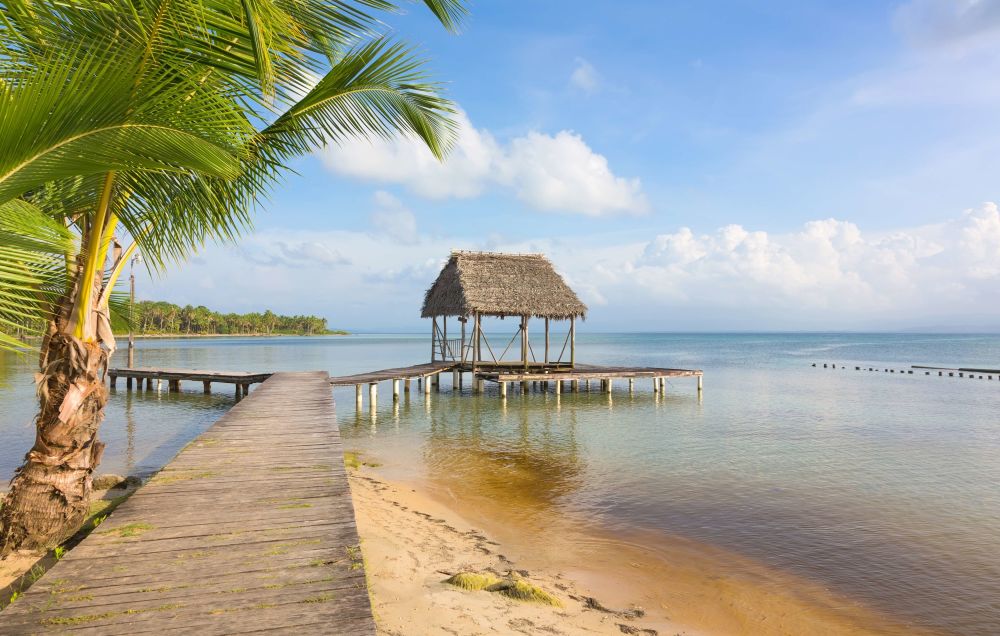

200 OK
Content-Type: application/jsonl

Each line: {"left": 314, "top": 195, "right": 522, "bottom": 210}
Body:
{"left": 444, "top": 571, "right": 503, "bottom": 591}
{"left": 150, "top": 471, "right": 218, "bottom": 485}
{"left": 301, "top": 593, "right": 335, "bottom": 603}
{"left": 488, "top": 579, "right": 562, "bottom": 606}
{"left": 99, "top": 522, "right": 153, "bottom": 538}
{"left": 343, "top": 452, "right": 362, "bottom": 470}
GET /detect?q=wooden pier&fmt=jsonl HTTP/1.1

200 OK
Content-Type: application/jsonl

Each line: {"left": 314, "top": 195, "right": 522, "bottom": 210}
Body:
{"left": 1, "top": 372, "right": 376, "bottom": 635}
{"left": 108, "top": 367, "right": 272, "bottom": 400}
{"left": 332, "top": 361, "right": 703, "bottom": 412}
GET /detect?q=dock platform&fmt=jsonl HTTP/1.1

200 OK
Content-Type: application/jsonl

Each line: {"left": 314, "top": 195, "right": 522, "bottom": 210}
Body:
{"left": 1, "top": 372, "right": 376, "bottom": 635}
{"left": 108, "top": 367, "right": 272, "bottom": 400}
{"left": 331, "top": 361, "right": 703, "bottom": 411}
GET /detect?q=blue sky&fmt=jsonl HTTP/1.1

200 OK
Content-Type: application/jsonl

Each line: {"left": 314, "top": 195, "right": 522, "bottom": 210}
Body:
{"left": 147, "top": 0, "right": 1000, "bottom": 331}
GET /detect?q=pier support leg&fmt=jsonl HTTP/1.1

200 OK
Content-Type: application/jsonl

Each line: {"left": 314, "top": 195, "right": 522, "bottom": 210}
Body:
{"left": 393, "top": 379, "right": 400, "bottom": 402}
{"left": 369, "top": 383, "right": 378, "bottom": 411}
{"left": 424, "top": 376, "right": 431, "bottom": 395}
{"left": 126, "top": 377, "right": 133, "bottom": 391}
{"left": 698, "top": 375, "right": 703, "bottom": 394}
{"left": 242, "top": 383, "right": 250, "bottom": 396}
{"left": 169, "top": 380, "right": 180, "bottom": 393}
{"left": 572, "top": 380, "right": 579, "bottom": 393}
{"left": 585, "top": 380, "right": 591, "bottom": 392}
{"left": 659, "top": 377, "right": 665, "bottom": 394}
{"left": 356, "top": 385, "right": 363, "bottom": 410}
{"left": 605, "top": 379, "right": 612, "bottom": 393}
{"left": 203, "top": 381, "right": 211, "bottom": 394}
{"left": 521, "top": 380, "right": 529, "bottom": 393}
{"left": 405, "top": 378, "right": 411, "bottom": 393}
{"left": 555, "top": 380, "right": 561, "bottom": 395}
{"left": 156, "top": 379, "right": 162, "bottom": 392}
{"left": 110, "top": 375, "right": 117, "bottom": 389}
{"left": 235, "top": 384, "right": 242, "bottom": 401}
{"left": 453, "top": 370, "right": 460, "bottom": 390}
{"left": 500, "top": 381, "right": 507, "bottom": 398}
{"left": 628, "top": 378, "right": 634, "bottom": 393}
{"left": 652, "top": 377, "right": 658, "bottom": 394}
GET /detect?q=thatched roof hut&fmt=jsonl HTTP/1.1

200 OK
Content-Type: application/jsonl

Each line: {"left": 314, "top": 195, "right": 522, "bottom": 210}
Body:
{"left": 421, "top": 251, "right": 587, "bottom": 320}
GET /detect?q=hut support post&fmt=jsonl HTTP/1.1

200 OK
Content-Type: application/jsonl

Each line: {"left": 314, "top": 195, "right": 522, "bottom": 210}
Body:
{"left": 500, "top": 381, "right": 507, "bottom": 398}
{"left": 570, "top": 317, "right": 576, "bottom": 368}
{"left": 369, "top": 383, "right": 377, "bottom": 411}
{"left": 424, "top": 375, "right": 431, "bottom": 395}
{"left": 521, "top": 315, "right": 529, "bottom": 370}
{"left": 461, "top": 318, "right": 467, "bottom": 364}
{"left": 392, "top": 379, "right": 400, "bottom": 402}
{"left": 431, "top": 316, "right": 438, "bottom": 362}
{"left": 544, "top": 318, "right": 549, "bottom": 364}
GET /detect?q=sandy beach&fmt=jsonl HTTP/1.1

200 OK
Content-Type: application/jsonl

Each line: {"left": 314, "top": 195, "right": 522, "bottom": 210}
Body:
{"left": 348, "top": 463, "right": 930, "bottom": 636}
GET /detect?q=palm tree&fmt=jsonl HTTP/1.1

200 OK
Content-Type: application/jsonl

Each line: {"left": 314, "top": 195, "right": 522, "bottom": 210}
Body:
{"left": 0, "top": 0, "right": 465, "bottom": 554}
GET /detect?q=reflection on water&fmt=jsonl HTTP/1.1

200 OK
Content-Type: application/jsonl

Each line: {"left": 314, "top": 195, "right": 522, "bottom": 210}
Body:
{"left": 2, "top": 333, "right": 1000, "bottom": 634}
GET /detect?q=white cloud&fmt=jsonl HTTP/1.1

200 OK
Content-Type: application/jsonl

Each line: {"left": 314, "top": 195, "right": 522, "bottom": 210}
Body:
{"left": 370, "top": 191, "right": 418, "bottom": 244}
{"left": 145, "top": 204, "right": 1000, "bottom": 331}
{"left": 319, "top": 110, "right": 648, "bottom": 217}
{"left": 569, "top": 57, "right": 600, "bottom": 93}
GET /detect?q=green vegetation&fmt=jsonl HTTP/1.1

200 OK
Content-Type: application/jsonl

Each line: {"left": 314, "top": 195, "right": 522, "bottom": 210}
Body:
{"left": 111, "top": 301, "right": 343, "bottom": 336}
{"left": 100, "top": 523, "right": 153, "bottom": 538}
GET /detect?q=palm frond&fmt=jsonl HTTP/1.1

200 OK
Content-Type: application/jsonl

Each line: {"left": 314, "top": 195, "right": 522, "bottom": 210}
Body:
{"left": 262, "top": 37, "right": 457, "bottom": 160}
{"left": 0, "top": 198, "right": 74, "bottom": 350}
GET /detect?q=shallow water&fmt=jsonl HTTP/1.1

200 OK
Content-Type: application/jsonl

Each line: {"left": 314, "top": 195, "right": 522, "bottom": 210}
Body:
{"left": 1, "top": 333, "right": 998, "bottom": 634}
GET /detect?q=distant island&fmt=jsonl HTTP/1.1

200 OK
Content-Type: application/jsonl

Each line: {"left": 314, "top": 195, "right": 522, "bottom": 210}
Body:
{"left": 112, "top": 301, "right": 347, "bottom": 337}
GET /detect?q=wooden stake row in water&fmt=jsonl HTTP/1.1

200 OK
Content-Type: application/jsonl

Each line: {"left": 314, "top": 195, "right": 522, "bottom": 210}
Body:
{"left": 813, "top": 363, "right": 998, "bottom": 380}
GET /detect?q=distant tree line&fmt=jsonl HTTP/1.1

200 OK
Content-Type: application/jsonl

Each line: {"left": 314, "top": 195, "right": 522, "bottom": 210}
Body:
{"left": 112, "top": 301, "right": 341, "bottom": 336}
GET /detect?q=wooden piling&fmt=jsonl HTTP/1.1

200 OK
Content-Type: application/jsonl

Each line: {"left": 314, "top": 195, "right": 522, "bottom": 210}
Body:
{"left": 369, "top": 382, "right": 378, "bottom": 411}
{"left": 203, "top": 380, "right": 211, "bottom": 394}
{"left": 126, "top": 376, "right": 133, "bottom": 390}
{"left": 356, "top": 384, "right": 363, "bottom": 409}
{"left": 393, "top": 378, "right": 400, "bottom": 401}
{"left": 500, "top": 381, "right": 507, "bottom": 398}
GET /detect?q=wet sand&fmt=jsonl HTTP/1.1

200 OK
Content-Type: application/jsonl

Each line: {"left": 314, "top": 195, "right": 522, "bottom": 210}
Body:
{"left": 349, "top": 464, "right": 935, "bottom": 636}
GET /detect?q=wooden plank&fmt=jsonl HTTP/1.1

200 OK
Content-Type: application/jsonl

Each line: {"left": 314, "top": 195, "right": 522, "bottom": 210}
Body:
{"left": 1, "top": 372, "right": 376, "bottom": 635}
{"left": 107, "top": 367, "right": 272, "bottom": 385}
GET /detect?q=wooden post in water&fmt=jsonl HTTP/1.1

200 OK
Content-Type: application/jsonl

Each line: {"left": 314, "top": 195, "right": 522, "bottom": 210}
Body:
{"left": 698, "top": 375, "right": 703, "bottom": 394}
{"left": 235, "top": 383, "right": 242, "bottom": 401}
{"left": 554, "top": 379, "right": 561, "bottom": 395}
{"left": 203, "top": 381, "right": 211, "bottom": 394}
{"left": 392, "top": 379, "right": 400, "bottom": 402}
{"left": 404, "top": 378, "right": 411, "bottom": 393}
{"left": 500, "top": 381, "right": 507, "bottom": 398}
{"left": 424, "top": 375, "right": 431, "bottom": 395}
{"left": 628, "top": 378, "right": 634, "bottom": 392}
{"left": 659, "top": 377, "right": 665, "bottom": 393}
{"left": 356, "top": 385, "right": 363, "bottom": 409}
{"left": 572, "top": 380, "right": 579, "bottom": 392}
{"left": 109, "top": 374, "right": 117, "bottom": 388}
{"left": 453, "top": 370, "right": 460, "bottom": 390}
{"left": 652, "top": 377, "right": 658, "bottom": 394}
{"left": 126, "top": 377, "right": 132, "bottom": 390}
{"left": 369, "top": 383, "right": 378, "bottom": 411}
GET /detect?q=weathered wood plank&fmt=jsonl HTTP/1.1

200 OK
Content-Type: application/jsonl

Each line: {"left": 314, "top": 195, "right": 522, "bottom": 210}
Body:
{"left": 1, "top": 372, "right": 376, "bottom": 635}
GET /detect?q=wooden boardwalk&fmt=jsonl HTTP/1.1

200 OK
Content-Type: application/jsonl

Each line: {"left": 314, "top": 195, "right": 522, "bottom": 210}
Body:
{"left": 1, "top": 372, "right": 376, "bottom": 635}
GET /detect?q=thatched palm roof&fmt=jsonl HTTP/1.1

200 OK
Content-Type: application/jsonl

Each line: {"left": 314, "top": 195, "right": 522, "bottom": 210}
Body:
{"left": 422, "top": 251, "right": 587, "bottom": 320}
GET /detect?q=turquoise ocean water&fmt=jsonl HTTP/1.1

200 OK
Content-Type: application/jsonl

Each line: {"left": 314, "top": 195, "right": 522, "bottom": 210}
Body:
{"left": 1, "top": 333, "right": 998, "bottom": 634}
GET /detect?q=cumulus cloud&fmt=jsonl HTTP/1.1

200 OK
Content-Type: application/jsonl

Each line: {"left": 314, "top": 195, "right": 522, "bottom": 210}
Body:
{"left": 623, "top": 203, "right": 1000, "bottom": 318}
{"left": 319, "top": 110, "right": 648, "bottom": 217}
{"left": 569, "top": 57, "right": 600, "bottom": 93}
{"left": 144, "top": 204, "right": 1000, "bottom": 330}
{"left": 370, "top": 191, "right": 418, "bottom": 244}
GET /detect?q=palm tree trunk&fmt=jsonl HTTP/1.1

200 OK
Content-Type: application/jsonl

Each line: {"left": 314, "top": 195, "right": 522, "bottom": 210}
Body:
{"left": 0, "top": 325, "right": 108, "bottom": 555}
